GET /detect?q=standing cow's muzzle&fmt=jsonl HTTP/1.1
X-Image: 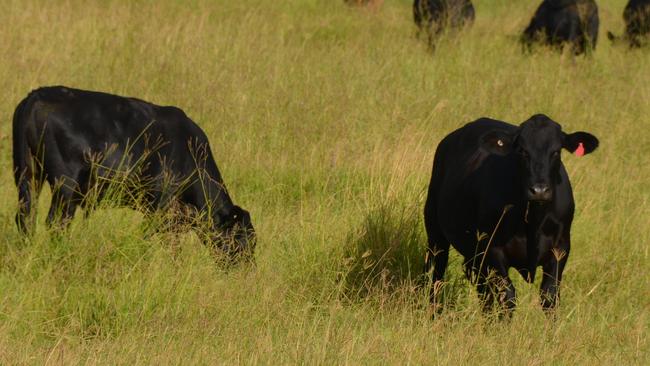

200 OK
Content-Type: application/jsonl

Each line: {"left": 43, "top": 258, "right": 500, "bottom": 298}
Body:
{"left": 527, "top": 183, "right": 552, "bottom": 202}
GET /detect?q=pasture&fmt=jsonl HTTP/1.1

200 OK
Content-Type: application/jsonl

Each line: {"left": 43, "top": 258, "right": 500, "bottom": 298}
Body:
{"left": 0, "top": 0, "right": 648, "bottom": 364}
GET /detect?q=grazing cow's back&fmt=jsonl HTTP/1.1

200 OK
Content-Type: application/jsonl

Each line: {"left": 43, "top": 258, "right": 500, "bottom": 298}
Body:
{"left": 13, "top": 86, "right": 255, "bottom": 260}
{"left": 424, "top": 114, "right": 598, "bottom": 314}
{"left": 413, "top": 0, "right": 475, "bottom": 47}
{"left": 522, "top": 0, "right": 599, "bottom": 55}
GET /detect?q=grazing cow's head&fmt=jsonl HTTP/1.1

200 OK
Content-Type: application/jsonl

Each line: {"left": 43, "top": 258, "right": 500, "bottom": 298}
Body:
{"left": 217, "top": 205, "right": 256, "bottom": 261}
{"left": 480, "top": 114, "right": 599, "bottom": 202}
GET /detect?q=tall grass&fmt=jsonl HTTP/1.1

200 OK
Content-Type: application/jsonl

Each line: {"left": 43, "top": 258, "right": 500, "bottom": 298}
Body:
{"left": 0, "top": 0, "right": 648, "bottom": 364}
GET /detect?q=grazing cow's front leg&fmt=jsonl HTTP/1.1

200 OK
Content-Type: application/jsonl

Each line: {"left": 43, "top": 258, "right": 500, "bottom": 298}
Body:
{"left": 540, "top": 243, "right": 570, "bottom": 312}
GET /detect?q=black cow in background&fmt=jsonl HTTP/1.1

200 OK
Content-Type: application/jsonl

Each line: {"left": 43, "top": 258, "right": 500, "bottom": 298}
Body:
{"left": 424, "top": 114, "right": 598, "bottom": 315}
{"left": 522, "top": 0, "right": 599, "bottom": 55}
{"left": 607, "top": 0, "right": 650, "bottom": 47}
{"left": 13, "top": 86, "right": 255, "bottom": 261}
{"left": 413, "top": 0, "right": 475, "bottom": 47}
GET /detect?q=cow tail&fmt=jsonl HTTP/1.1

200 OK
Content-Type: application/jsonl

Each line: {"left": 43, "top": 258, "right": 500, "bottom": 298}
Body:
{"left": 12, "top": 93, "right": 38, "bottom": 233}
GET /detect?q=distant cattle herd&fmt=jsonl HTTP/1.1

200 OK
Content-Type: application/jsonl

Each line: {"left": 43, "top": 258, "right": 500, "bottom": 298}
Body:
{"left": 349, "top": 0, "right": 650, "bottom": 52}
{"left": 14, "top": 0, "right": 646, "bottom": 317}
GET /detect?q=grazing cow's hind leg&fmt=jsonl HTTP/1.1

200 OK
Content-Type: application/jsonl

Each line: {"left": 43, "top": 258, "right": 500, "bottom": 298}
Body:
{"left": 45, "top": 177, "right": 81, "bottom": 230}
{"left": 15, "top": 154, "right": 46, "bottom": 235}
{"left": 15, "top": 183, "right": 32, "bottom": 234}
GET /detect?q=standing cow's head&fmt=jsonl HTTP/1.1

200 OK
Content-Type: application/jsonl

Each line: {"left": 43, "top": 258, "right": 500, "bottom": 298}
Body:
{"left": 216, "top": 205, "right": 256, "bottom": 261}
{"left": 480, "top": 114, "right": 599, "bottom": 202}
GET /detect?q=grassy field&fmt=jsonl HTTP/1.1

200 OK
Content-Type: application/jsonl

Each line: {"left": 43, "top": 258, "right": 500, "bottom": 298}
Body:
{"left": 0, "top": 0, "right": 648, "bottom": 364}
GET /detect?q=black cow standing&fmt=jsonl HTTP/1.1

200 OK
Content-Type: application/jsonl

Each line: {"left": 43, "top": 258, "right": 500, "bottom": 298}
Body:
{"left": 12, "top": 86, "right": 255, "bottom": 260}
{"left": 424, "top": 114, "right": 598, "bottom": 314}
{"left": 607, "top": 0, "right": 650, "bottom": 47}
{"left": 413, "top": 0, "right": 475, "bottom": 47}
{"left": 522, "top": 0, "right": 599, "bottom": 55}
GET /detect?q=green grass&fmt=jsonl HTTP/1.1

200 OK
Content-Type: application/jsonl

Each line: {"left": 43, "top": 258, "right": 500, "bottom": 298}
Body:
{"left": 0, "top": 0, "right": 648, "bottom": 364}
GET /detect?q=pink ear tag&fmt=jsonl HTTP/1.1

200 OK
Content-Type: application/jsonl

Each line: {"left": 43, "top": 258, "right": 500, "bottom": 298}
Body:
{"left": 574, "top": 142, "right": 585, "bottom": 157}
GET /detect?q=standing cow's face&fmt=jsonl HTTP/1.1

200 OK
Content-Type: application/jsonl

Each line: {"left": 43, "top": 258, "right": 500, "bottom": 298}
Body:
{"left": 481, "top": 114, "right": 599, "bottom": 202}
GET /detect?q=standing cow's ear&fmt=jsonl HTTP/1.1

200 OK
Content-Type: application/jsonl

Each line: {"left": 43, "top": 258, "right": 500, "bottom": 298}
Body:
{"left": 563, "top": 132, "right": 599, "bottom": 156}
{"left": 480, "top": 130, "right": 515, "bottom": 156}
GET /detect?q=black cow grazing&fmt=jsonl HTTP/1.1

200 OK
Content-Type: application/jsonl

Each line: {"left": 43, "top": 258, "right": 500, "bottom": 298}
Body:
{"left": 607, "top": 0, "right": 650, "bottom": 47}
{"left": 522, "top": 0, "right": 599, "bottom": 55}
{"left": 13, "top": 86, "right": 255, "bottom": 261}
{"left": 424, "top": 114, "right": 598, "bottom": 315}
{"left": 413, "top": 0, "right": 475, "bottom": 46}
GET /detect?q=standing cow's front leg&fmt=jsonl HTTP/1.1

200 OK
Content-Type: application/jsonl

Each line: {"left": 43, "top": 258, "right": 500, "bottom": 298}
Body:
{"left": 476, "top": 249, "right": 517, "bottom": 317}
{"left": 540, "top": 243, "right": 570, "bottom": 312}
{"left": 477, "top": 274, "right": 517, "bottom": 317}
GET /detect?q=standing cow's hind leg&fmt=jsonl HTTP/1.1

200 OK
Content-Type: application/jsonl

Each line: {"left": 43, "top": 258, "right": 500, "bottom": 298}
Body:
{"left": 424, "top": 230, "right": 450, "bottom": 309}
{"left": 476, "top": 268, "right": 496, "bottom": 314}
{"left": 424, "top": 199, "right": 450, "bottom": 312}
{"left": 497, "top": 275, "right": 516, "bottom": 317}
